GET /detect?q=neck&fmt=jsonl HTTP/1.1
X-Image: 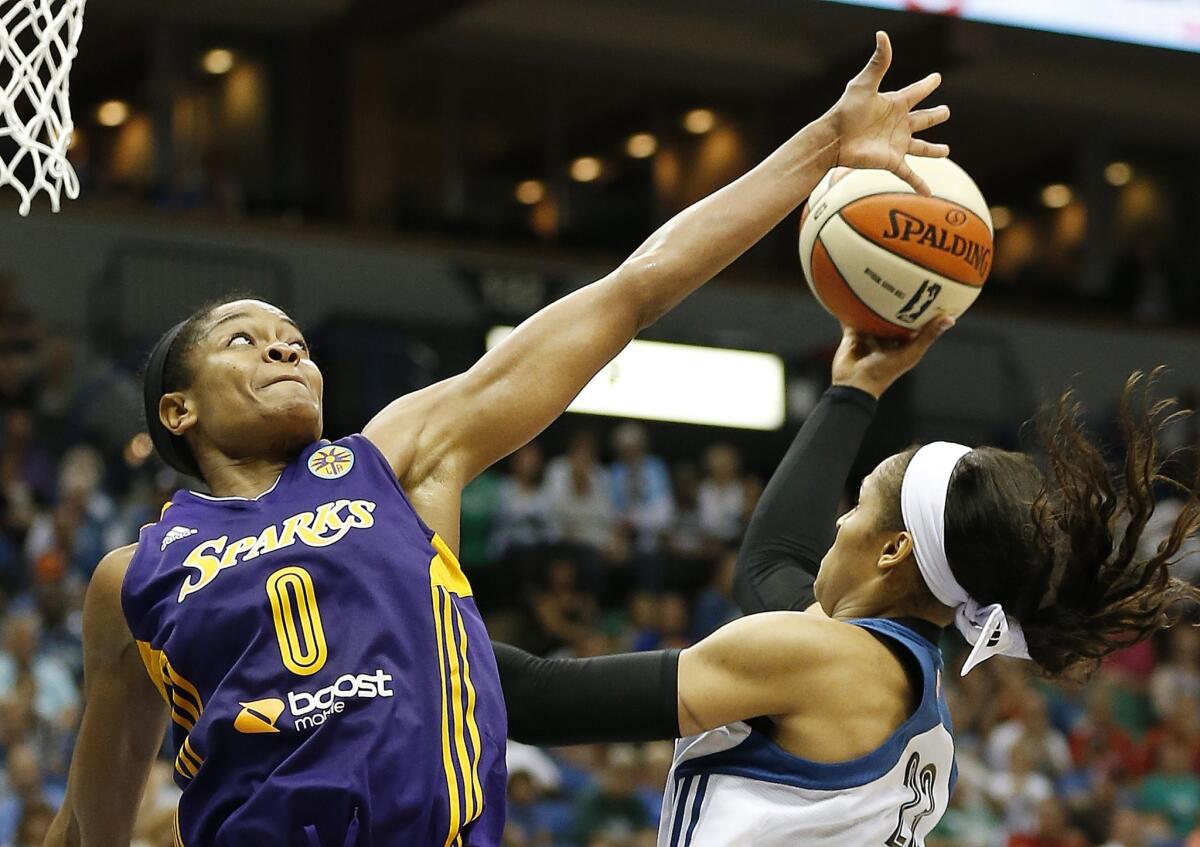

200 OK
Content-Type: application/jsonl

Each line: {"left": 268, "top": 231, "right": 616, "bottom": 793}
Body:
{"left": 200, "top": 455, "right": 291, "bottom": 499}
{"left": 830, "top": 584, "right": 954, "bottom": 628}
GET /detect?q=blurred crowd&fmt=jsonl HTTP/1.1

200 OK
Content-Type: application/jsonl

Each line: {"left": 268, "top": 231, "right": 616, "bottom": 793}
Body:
{"left": 0, "top": 280, "right": 1197, "bottom": 847}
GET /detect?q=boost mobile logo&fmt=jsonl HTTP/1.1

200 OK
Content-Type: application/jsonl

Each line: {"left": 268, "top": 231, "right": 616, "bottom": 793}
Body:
{"left": 235, "top": 670, "right": 396, "bottom": 734}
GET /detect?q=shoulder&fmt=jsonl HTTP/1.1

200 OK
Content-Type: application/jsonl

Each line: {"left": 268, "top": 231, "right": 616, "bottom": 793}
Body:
{"left": 83, "top": 544, "right": 139, "bottom": 661}
{"left": 687, "top": 611, "right": 894, "bottom": 672}
{"left": 362, "top": 378, "right": 468, "bottom": 488}
{"left": 93, "top": 544, "right": 138, "bottom": 586}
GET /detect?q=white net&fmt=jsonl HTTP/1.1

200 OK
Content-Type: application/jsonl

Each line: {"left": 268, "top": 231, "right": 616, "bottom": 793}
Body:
{"left": 0, "top": 0, "right": 85, "bottom": 216}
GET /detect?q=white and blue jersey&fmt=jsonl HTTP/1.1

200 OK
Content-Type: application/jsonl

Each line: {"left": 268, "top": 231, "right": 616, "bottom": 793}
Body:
{"left": 659, "top": 618, "right": 955, "bottom": 847}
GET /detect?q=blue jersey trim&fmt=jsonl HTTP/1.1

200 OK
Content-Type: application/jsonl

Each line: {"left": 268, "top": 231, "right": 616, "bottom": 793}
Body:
{"left": 675, "top": 618, "right": 952, "bottom": 792}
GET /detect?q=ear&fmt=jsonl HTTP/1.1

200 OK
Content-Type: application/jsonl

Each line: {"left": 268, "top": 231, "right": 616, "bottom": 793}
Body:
{"left": 877, "top": 531, "right": 914, "bottom": 573}
{"left": 159, "top": 392, "right": 197, "bottom": 438}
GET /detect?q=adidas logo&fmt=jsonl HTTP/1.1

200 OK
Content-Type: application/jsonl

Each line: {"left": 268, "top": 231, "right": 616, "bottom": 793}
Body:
{"left": 162, "top": 526, "right": 198, "bottom": 551}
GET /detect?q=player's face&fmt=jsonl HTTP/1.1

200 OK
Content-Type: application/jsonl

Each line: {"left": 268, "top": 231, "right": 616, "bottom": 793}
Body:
{"left": 815, "top": 456, "right": 904, "bottom": 614}
{"left": 182, "top": 299, "right": 324, "bottom": 459}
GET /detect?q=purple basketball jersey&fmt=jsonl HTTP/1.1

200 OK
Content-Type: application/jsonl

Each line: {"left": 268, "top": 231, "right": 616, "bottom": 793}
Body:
{"left": 122, "top": 435, "right": 507, "bottom": 847}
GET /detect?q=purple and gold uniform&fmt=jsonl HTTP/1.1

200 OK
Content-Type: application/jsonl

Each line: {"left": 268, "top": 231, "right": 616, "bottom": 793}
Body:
{"left": 122, "top": 435, "right": 506, "bottom": 847}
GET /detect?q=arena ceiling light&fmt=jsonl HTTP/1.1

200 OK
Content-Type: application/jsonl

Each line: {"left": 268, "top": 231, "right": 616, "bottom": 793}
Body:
{"left": 202, "top": 48, "right": 235, "bottom": 75}
{"left": 1104, "top": 162, "right": 1133, "bottom": 187}
{"left": 989, "top": 205, "right": 1012, "bottom": 229}
{"left": 569, "top": 156, "right": 602, "bottom": 182}
{"left": 1040, "top": 183, "right": 1072, "bottom": 209}
{"left": 683, "top": 109, "right": 716, "bottom": 135}
{"left": 515, "top": 179, "right": 545, "bottom": 205}
{"left": 625, "top": 132, "right": 658, "bottom": 159}
{"left": 96, "top": 100, "right": 129, "bottom": 127}
{"left": 487, "top": 327, "right": 785, "bottom": 430}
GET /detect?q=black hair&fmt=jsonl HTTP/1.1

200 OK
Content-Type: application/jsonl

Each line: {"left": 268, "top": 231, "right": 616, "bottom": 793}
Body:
{"left": 142, "top": 292, "right": 259, "bottom": 480}
{"left": 884, "top": 372, "right": 1200, "bottom": 682}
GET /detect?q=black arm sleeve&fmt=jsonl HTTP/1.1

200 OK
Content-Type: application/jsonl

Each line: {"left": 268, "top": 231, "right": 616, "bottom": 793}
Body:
{"left": 733, "top": 385, "right": 877, "bottom": 614}
{"left": 493, "top": 641, "right": 680, "bottom": 746}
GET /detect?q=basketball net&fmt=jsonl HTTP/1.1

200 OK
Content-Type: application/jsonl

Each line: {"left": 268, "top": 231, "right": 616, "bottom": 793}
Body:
{"left": 0, "top": 0, "right": 85, "bottom": 216}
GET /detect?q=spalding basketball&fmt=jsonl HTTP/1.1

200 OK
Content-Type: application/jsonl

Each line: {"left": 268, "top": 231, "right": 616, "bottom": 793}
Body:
{"left": 798, "top": 156, "right": 992, "bottom": 337}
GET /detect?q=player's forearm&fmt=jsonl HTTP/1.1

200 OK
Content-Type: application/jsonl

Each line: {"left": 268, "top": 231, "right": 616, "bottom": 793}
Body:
{"left": 614, "top": 113, "right": 839, "bottom": 329}
{"left": 733, "top": 386, "right": 877, "bottom": 614}
{"left": 493, "top": 641, "right": 681, "bottom": 745}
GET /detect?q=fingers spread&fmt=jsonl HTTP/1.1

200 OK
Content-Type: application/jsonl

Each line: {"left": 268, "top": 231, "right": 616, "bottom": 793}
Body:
{"left": 896, "top": 72, "right": 942, "bottom": 109}
{"left": 909, "top": 104, "right": 950, "bottom": 133}
{"left": 908, "top": 139, "right": 950, "bottom": 158}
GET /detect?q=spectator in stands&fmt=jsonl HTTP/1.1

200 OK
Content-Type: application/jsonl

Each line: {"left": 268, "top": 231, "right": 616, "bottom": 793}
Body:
{"left": 0, "top": 743, "right": 62, "bottom": 844}
{"left": 505, "top": 769, "right": 552, "bottom": 847}
{"left": 1141, "top": 694, "right": 1200, "bottom": 775}
{"left": 690, "top": 550, "right": 739, "bottom": 641}
{"left": 630, "top": 593, "right": 690, "bottom": 652}
{"left": 697, "top": 443, "right": 744, "bottom": 543}
{"left": 636, "top": 742, "right": 671, "bottom": 828}
{"left": 0, "top": 697, "right": 34, "bottom": 764}
{"left": 987, "top": 691, "right": 1072, "bottom": 778}
{"left": 1006, "top": 796, "right": 1089, "bottom": 847}
{"left": 544, "top": 430, "right": 614, "bottom": 557}
{"left": 1135, "top": 744, "right": 1200, "bottom": 839}
{"left": 1103, "top": 808, "right": 1162, "bottom": 847}
{"left": 105, "top": 467, "right": 178, "bottom": 561}
{"left": 457, "top": 469, "right": 505, "bottom": 608}
{"left": 530, "top": 554, "right": 598, "bottom": 654}
{"left": 0, "top": 612, "right": 76, "bottom": 741}
{"left": 31, "top": 582, "right": 81, "bottom": 684}
{"left": 986, "top": 736, "right": 1056, "bottom": 836}
{"left": 609, "top": 424, "right": 673, "bottom": 559}
{"left": 1186, "top": 823, "right": 1200, "bottom": 847}
{"left": 1, "top": 410, "right": 55, "bottom": 510}
{"left": 491, "top": 443, "right": 557, "bottom": 570}
{"left": 928, "top": 785, "right": 1001, "bottom": 847}
{"left": 24, "top": 445, "right": 114, "bottom": 581}
{"left": 14, "top": 800, "right": 54, "bottom": 847}
{"left": 1068, "top": 684, "right": 1142, "bottom": 782}
{"left": 570, "top": 745, "right": 651, "bottom": 846}
{"left": 1149, "top": 625, "right": 1200, "bottom": 721}
{"left": 661, "top": 462, "right": 712, "bottom": 592}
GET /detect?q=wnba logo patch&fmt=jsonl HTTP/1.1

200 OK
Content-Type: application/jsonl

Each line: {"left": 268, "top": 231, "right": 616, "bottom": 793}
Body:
{"left": 234, "top": 698, "right": 285, "bottom": 734}
{"left": 308, "top": 445, "right": 354, "bottom": 479}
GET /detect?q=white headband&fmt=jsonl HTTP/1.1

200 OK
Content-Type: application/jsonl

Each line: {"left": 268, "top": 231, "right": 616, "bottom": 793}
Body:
{"left": 901, "top": 442, "right": 1031, "bottom": 676}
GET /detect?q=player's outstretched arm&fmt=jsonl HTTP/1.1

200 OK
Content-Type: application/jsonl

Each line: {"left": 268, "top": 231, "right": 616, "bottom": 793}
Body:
{"left": 734, "top": 317, "right": 951, "bottom": 614}
{"left": 364, "top": 33, "right": 950, "bottom": 501}
{"left": 495, "top": 611, "right": 872, "bottom": 746}
{"left": 45, "top": 546, "right": 169, "bottom": 847}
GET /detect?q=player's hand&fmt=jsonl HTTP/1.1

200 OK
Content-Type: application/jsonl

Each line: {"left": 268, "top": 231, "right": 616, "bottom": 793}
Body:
{"left": 831, "top": 315, "right": 954, "bottom": 399}
{"left": 827, "top": 31, "right": 950, "bottom": 195}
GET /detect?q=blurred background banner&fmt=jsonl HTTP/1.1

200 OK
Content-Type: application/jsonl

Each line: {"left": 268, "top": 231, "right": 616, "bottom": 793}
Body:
{"left": 823, "top": 0, "right": 1200, "bottom": 53}
{"left": 0, "top": 2, "right": 1198, "bottom": 846}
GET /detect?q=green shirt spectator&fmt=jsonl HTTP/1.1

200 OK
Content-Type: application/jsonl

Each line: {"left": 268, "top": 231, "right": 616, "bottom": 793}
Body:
{"left": 1137, "top": 745, "right": 1200, "bottom": 837}
{"left": 459, "top": 470, "right": 501, "bottom": 570}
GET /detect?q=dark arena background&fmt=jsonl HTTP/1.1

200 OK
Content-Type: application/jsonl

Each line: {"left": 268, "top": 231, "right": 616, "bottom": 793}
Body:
{"left": 1, "top": 1, "right": 1200, "bottom": 845}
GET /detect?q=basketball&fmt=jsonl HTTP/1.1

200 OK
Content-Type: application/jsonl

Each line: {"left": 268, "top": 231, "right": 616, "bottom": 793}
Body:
{"left": 799, "top": 156, "right": 993, "bottom": 337}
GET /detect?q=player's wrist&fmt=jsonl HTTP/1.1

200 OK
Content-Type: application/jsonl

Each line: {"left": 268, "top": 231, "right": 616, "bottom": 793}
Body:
{"left": 831, "top": 376, "right": 888, "bottom": 400}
